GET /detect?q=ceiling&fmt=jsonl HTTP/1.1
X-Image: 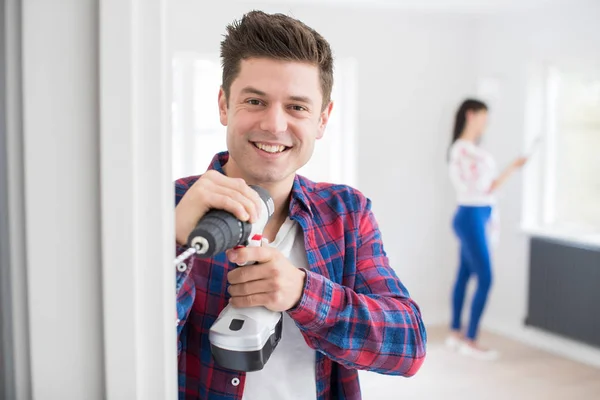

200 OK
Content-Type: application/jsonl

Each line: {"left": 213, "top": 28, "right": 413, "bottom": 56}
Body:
{"left": 235, "top": 0, "right": 574, "bottom": 14}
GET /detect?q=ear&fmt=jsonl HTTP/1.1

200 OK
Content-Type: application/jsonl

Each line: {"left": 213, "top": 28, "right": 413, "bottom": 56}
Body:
{"left": 218, "top": 87, "right": 228, "bottom": 126}
{"left": 316, "top": 101, "right": 334, "bottom": 140}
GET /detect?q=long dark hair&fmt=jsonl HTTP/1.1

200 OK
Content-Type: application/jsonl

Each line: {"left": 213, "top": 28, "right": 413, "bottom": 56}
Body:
{"left": 448, "top": 98, "right": 488, "bottom": 159}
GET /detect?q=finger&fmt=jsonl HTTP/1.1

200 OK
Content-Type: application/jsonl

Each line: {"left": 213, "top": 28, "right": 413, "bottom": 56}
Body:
{"left": 206, "top": 173, "right": 263, "bottom": 220}
{"left": 226, "top": 245, "right": 274, "bottom": 266}
{"left": 199, "top": 177, "right": 259, "bottom": 223}
{"left": 229, "top": 293, "right": 274, "bottom": 309}
{"left": 227, "top": 262, "right": 276, "bottom": 285}
{"left": 203, "top": 191, "right": 252, "bottom": 223}
{"left": 228, "top": 278, "right": 275, "bottom": 297}
{"left": 209, "top": 185, "right": 261, "bottom": 223}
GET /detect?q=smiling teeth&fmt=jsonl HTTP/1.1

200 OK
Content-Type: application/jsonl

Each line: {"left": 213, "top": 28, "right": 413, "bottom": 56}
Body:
{"left": 255, "top": 143, "right": 286, "bottom": 153}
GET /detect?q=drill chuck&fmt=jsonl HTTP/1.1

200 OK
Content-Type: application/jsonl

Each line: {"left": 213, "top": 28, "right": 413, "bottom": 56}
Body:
{"left": 188, "top": 210, "right": 251, "bottom": 257}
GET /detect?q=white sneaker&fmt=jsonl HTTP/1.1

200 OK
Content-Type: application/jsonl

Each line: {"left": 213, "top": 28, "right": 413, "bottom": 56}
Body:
{"left": 444, "top": 335, "right": 462, "bottom": 351}
{"left": 459, "top": 343, "right": 499, "bottom": 361}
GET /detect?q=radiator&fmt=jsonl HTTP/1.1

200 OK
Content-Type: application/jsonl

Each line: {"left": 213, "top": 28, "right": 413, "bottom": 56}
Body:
{"left": 526, "top": 236, "right": 600, "bottom": 348}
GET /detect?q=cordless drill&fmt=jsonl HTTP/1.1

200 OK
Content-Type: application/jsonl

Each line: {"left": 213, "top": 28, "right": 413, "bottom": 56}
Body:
{"left": 187, "top": 185, "right": 283, "bottom": 372}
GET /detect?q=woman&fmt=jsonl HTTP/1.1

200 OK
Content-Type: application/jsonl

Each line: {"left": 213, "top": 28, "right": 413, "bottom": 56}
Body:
{"left": 446, "top": 99, "right": 527, "bottom": 360}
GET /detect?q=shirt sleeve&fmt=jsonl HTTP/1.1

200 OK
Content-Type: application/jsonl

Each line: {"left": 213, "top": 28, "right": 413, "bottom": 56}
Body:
{"left": 287, "top": 198, "right": 427, "bottom": 377}
{"left": 174, "top": 180, "right": 196, "bottom": 356}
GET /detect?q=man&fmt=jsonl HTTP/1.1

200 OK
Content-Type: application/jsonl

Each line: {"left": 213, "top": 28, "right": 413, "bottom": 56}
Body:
{"left": 174, "top": 10, "right": 426, "bottom": 400}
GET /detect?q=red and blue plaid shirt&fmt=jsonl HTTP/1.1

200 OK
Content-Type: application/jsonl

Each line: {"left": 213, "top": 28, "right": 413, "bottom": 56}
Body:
{"left": 175, "top": 152, "right": 427, "bottom": 399}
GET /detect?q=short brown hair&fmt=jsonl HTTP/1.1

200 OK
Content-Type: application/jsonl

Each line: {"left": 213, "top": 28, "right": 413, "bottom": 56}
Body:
{"left": 220, "top": 10, "right": 334, "bottom": 110}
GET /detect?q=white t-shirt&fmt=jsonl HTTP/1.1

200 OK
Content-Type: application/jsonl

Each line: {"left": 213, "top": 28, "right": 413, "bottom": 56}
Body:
{"left": 448, "top": 139, "right": 497, "bottom": 206}
{"left": 242, "top": 218, "right": 316, "bottom": 400}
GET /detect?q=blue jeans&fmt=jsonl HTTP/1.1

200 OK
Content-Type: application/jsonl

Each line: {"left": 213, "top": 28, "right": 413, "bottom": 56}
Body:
{"left": 451, "top": 206, "right": 493, "bottom": 340}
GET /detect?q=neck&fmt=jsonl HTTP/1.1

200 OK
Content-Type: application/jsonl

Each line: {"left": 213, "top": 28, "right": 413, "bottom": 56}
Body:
{"left": 459, "top": 129, "right": 478, "bottom": 143}
{"left": 259, "top": 180, "right": 293, "bottom": 242}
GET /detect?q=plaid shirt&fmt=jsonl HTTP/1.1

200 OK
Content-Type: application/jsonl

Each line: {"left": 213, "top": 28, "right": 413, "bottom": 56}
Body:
{"left": 175, "top": 152, "right": 426, "bottom": 399}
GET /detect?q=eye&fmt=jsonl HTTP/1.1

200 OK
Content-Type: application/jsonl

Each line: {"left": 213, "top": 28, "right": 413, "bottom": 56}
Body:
{"left": 289, "top": 105, "right": 308, "bottom": 112}
{"left": 246, "top": 99, "right": 264, "bottom": 106}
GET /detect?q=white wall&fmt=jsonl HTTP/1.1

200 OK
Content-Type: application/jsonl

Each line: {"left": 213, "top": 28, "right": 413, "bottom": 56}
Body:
{"left": 169, "top": 0, "right": 476, "bottom": 325}
{"left": 473, "top": 1, "right": 600, "bottom": 365}
{"left": 2, "top": 1, "right": 31, "bottom": 399}
{"left": 19, "top": 1, "right": 178, "bottom": 399}
{"left": 22, "top": 1, "right": 105, "bottom": 398}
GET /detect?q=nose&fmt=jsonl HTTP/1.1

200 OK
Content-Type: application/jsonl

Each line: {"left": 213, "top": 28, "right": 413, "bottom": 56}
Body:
{"left": 259, "top": 105, "right": 288, "bottom": 135}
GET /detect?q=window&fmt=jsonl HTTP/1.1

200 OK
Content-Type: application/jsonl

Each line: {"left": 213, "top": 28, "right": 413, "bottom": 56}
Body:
{"left": 171, "top": 54, "right": 225, "bottom": 180}
{"left": 524, "top": 66, "right": 600, "bottom": 234}
{"left": 171, "top": 53, "right": 357, "bottom": 187}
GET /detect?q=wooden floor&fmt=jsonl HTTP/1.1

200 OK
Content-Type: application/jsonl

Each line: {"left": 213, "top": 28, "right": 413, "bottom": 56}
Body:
{"left": 358, "top": 326, "right": 600, "bottom": 399}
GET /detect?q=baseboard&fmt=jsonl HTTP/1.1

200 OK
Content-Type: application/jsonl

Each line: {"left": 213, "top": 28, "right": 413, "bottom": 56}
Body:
{"left": 484, "top": 320, "right": 600, "bottom": 369}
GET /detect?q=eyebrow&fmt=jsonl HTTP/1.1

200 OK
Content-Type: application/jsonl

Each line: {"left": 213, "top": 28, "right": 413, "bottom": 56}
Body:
{"left": 240, "top": 86, "right": 313, "bottom": 105}
{"left": 240, "top": 86, "right": 267, "bottom": 97}
{"left": 289, "top": 95, "right": 313, "bottom": 105}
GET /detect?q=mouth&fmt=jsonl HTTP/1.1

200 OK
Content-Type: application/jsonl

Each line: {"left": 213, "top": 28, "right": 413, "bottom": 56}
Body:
{"left": 251, "top": 142, "right": 292, "bottom": 154}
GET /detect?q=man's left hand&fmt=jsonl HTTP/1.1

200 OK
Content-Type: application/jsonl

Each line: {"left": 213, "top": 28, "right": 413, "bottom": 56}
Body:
{"left": 226, "top": 245, "right": 306, "bottom": 312}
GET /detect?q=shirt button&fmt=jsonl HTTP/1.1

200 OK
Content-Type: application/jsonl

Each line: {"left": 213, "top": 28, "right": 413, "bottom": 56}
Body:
{"left": 231, "top": 377, "right": 240, "bottom": 386}
{"left": 176, "top": 262, "right": 187, "bottom": 272}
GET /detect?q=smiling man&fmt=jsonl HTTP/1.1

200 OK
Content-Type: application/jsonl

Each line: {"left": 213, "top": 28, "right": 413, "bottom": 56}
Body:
{"left": 174, "top": 10, "right": 426, "bottom": 400}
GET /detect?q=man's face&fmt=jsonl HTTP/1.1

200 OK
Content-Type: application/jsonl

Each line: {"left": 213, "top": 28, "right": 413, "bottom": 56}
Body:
{"left": 218, "top": 58, "right": 333, "bottom": 186}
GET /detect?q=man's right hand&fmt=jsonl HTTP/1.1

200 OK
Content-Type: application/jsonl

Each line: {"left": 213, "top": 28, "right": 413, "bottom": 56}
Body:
{"left": 175, "top": 170, "right": 263, "bottom": 246}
